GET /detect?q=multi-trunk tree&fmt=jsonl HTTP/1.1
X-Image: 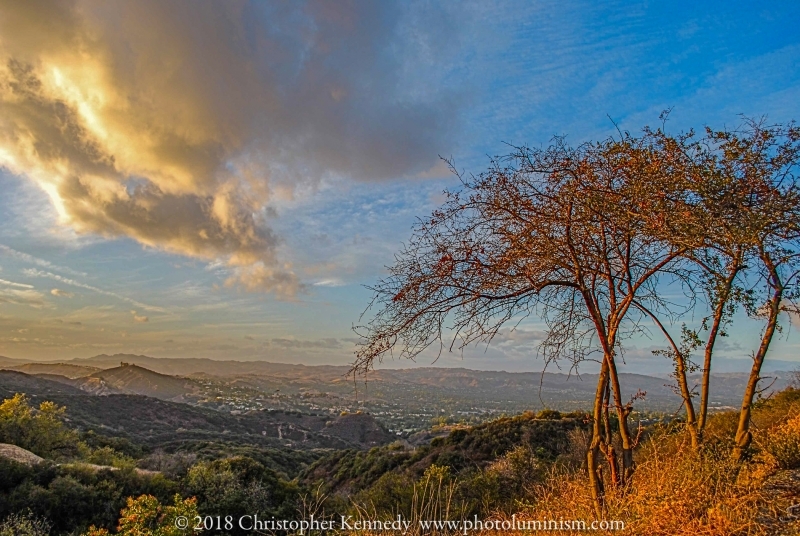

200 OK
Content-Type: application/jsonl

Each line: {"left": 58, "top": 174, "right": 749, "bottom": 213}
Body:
{"left": 354, "top": 133, "right": 692, "bottom": 515}
{"left": 353, "top": 118, "right": 800, "bottom": 517}
{"left": 709, "top": 122, "right": 800, "bottom": 461}
{"left": 642, "top": 121, "right": 800, "bottom": 456}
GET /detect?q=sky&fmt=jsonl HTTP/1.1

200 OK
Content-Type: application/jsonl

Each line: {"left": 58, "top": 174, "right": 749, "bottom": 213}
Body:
{"left": 0, "top": 0, "right": 799, "bottom": 373}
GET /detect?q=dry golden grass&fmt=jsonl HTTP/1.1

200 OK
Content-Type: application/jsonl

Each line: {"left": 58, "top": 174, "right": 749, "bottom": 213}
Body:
{"left": 350, "top": 438, "right": 775, "bottom": 536}
{"left": 754, "top": 406, "right": 800, "bottom": 471}
{"left": 520, "top": 394, "right": 800, "bottom": 535}
{"left": 528, "top": 440, "right": 768, "bottom": 535}
{"left": 346, "top": 392, "right": 800, "bottom": 536}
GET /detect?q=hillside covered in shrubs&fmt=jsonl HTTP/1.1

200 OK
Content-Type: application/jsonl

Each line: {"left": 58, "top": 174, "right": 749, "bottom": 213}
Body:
{"left": 2, "top": 388, "right": 799, "bottom": 535}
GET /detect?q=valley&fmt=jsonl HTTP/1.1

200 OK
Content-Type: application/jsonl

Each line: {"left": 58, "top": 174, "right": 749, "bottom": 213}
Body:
{"left": 1, "top": 353, "right": 793, "bottom": 438}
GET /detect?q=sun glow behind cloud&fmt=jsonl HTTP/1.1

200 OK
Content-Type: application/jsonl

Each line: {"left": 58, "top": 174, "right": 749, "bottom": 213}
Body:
{"left": 0, "top": 1, "right": 464, "bottom": 298}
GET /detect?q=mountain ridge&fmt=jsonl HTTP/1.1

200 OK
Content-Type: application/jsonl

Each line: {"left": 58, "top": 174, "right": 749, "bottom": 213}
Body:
{"left": 6, "top": 352, "right": 797, "bottom": 377}
{"left": 3, "top": 353, "right": 793, "bottom": 412}
{"left": 0, "top": 370, "right": 393, "bottom": 450}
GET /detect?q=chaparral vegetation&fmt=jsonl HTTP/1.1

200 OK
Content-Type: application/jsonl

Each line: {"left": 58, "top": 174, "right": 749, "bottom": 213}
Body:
{"left": 1, "top": 119, "right": 799, "bottom": 536}
{"left": 352, "top": 117, "right": 800, "bottom": 533}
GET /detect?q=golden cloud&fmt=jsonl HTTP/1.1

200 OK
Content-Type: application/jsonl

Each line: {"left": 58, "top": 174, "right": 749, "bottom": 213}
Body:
{"left": 0, "top": 1, "right": 458, "bottom": 296}
{"left": 0, "top": 287, "right": 47, "bottom": 308}
{"left": 130, "top": 310, "right": 149, "bottom": 323}
{"left": 50, "top": 288, "right": 75, "bottom": 297}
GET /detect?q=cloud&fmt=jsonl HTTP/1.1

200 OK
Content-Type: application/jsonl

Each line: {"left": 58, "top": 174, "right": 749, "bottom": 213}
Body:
{"left": 131, "top": 310, "right": 149, "bottom": 323}
{"left": 312, "top": 278, "right": 345, "bottom": 287}
{"left": 0, "top": 1, "right": 464, "bottom": 296}
{"left": 0, "top": 287, "right": 46, "bottom": 307}
{"left": 225, "top": 262, "right": 305, "bottom": 299}
{"left": 268, "top": 337, "right": 343, "bottom": 350}
{"left": 489, "top": 328, "right": 547, "bottom": 350}
{"left": 0, "top": 278, "right": 33, "bottom": 289}
{"left": 23, "top": 268, "right": 164, "bottom": 312}
{"left": 0, "top": 277, "right": 48, "bottom": 307}
{"left": 50, "top": 288, "right": 74, "bottom": 297}
{"left": 0, "top": 244, "right": 86, "bottom": 276}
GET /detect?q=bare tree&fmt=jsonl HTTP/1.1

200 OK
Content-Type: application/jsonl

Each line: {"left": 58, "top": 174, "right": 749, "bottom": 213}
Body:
{"left": 354, "top": 132, "right": 693, "bottom": 516}
{"left": 662, "top": 134, "right": 750, "bottom": 443}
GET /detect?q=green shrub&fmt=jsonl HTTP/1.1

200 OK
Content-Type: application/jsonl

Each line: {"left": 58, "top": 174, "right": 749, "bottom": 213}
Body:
{"left": 0, "top": 510, "right": 51, "bottom": 536}
{"left": 536, "top": 409, "right": 562, "bottom": 420}
{"left": 184, "top": 456, "right": 299, "bottom": 525}
{"left": 0, "top": 394, "right": 81, "bottom": 460}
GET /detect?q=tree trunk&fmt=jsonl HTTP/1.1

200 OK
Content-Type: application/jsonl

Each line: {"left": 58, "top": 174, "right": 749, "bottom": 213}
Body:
{"left": 698, "top": 259, "right": 740, "bottom": 440}
{"left": 733, "top": 259, "right": 782, "bottom": 462}
{"left": 675, "top": 349, "right": 699, "bottom": 449}
{"left": 606, "top": 355, "right": 635, "bottom": 484}
{"left": 600, "top": 378, "right": 619, "bottom": 487}
{"left": 641, "top": 303, "right": 700, "bottom": 449}
{"left": 588, "top": 358, "right": 610, "bottom": 518}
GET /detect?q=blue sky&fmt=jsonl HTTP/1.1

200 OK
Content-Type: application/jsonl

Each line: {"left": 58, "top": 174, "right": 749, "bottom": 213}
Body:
{"left": 0, "top": 1, "right": 798, "bottom": 372}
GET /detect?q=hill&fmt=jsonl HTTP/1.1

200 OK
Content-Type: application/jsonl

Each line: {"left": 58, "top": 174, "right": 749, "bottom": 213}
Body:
{"left": 40, "top": 374, "right": 125, "bottom": 396}
{"left": 71, "top": 353, "right": 351, "bottom": 378}
{"left": 0, "top": 370, "right": 393, "bottom": 451}
{"left": 302, "top": 412, "right": 587, "bottom": 495}
{"left": 297, "top": 390, "right": 800, "bottom": 535}
{"left": 8, "top": 362, "right": 101, "bottom": 378}
{"left": 3, "top": 354, "right": 794, "bottom": 430}
{"left": 68, "top": 354, "right": 792, "bottom": 410}
{"left": 84, "top": 363, "right": 199, "bottom": 402}
{"left": 0, "top": 370, "right": 87, "bottom": 397}
{"left": 46, "top": 395, "right": 393, "bottom": 450}
{"left": 0, "top": 355, "right": 29, "bottom": 367}
{"left": 20, "top": 363, "right": 205, "bottom": 401}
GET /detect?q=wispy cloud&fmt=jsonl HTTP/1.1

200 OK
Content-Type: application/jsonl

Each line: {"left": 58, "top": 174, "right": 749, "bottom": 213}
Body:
{"left": 131, "top": 310, "right": 149, "bottom": 323}
{"left": 0, "top": 287, "right": 47, "bottom": 308}
{"left": 23, "top": 268, "right": 164, "bottom": 313}
{"left": 0, "top": 278, "right": 33, "bottom": 289}
{"left": 312, "top": 279, "right": 346, "bottom": 287}
{"left": 267, "top": 337, "right": 343, "bottom": 350}
{"left": 0, "top": 244, "right": 86, "bottom": 277}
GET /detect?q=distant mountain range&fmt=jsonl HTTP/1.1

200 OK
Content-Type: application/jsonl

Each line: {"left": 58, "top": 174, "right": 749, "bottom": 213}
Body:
{"left": 68, "top": 353, "right": 354, "bottom": 378}
{"left": 4, "top": 352, "right": 798, "bottom": 376}
{"left": 7, "top": 362, "right": 102, "bottom": 378}
{"left": 1, "top": 353, "right": 795, "bottom": 411}
{"left": 0, "top": 369, "right": 393, "bottom": 450}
